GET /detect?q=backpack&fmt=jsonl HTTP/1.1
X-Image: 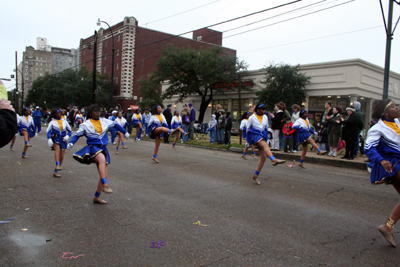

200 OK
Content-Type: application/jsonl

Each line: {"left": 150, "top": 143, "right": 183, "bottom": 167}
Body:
{"left": 184, "top": 115, "right": 190, "bottom": 124}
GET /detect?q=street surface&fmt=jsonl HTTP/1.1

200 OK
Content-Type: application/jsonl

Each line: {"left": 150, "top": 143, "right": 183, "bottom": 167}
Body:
{"left": 1, "top": 133, "right": 400, "bottom": 266}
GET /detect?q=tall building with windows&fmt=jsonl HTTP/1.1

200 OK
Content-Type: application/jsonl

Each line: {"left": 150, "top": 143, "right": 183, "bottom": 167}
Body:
{"left": 79, "top": 16, "right": 236, "bottom": 110}
{"left": 20, "top": 38, "right": 79, "bottom": 100}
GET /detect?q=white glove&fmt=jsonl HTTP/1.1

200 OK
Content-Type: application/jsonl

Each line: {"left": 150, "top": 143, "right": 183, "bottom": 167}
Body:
{"left": 314, "top": 132, "right": 318, "bottom": 136}
{"left": 35, "top": 133, "right": 38, "bottom": 137}
{"left": 67, "top": 143, "right": 74, "bottom": 150}
{"left": 48, "top": 139, "right": 53, "bottom": 148}
{"left": 125, "top": 132, "right": 130, "bottom": 139}
{"left": 63, "top": 135, "right": 69, "bottom": 142}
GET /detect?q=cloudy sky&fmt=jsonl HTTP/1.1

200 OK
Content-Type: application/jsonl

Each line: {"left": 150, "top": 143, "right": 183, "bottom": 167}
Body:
{"left": 1, "top": 0, "right": 400, "bottom": 91}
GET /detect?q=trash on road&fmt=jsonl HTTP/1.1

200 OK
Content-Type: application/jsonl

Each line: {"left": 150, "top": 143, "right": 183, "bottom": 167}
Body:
{"left": 193, "top": 221, "right": 208, "bottom": 227}
{"left": 21, "top": 229, "right": 28, "bottom": 231}
{"left": 0, "top": 221, "right": 11, "bottom": 224}
{"left": 287, "top": 163, "right": 296, "bottom": 168}
{"left": 62, "top": 252, "right": 84, "bottom": 259}
{"left": 150, "top": 241, "right": 166, "bottom": 248}
{"left": 25, "top": 208, "right": 30, "bottom": 211}
{"left": 46, "top": 238, "right": 52, "bottom": 242}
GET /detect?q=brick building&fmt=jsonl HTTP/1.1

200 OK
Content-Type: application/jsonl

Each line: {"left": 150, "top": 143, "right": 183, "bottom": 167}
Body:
{"left": 79, "top": 16, "right": 236, "bottom": 110}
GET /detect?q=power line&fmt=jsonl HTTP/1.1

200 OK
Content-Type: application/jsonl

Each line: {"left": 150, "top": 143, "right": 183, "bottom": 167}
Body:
{"left": 224, "top": 0, "right": 355, "bottom": 39}
{"left": 140, "top": 0, "right": 220, "bottom": 26}
{"left": 239, "top": 25, "right": 383, "bottom": 54}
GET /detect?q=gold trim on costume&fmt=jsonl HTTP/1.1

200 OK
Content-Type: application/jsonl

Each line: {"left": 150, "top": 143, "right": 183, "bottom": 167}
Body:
{"left": 254, "top": 138, "right": 264, "bottom": 145}
{"left": 385, "top": 218, "right": 396, "bottom": 229}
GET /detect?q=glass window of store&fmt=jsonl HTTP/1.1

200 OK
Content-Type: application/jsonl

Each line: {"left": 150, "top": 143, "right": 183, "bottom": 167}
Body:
{"left": 232, "top": 99, "right": 250, "bottom": 123}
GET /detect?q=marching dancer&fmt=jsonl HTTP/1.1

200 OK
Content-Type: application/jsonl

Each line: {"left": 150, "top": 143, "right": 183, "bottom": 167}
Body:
{"left": 67, "top": 104, "right": 129, "bottom": 204}
{"left": 170, "top": 110, "right": 188, "bottom": 148}
{"left": 18, "top": 107, "right": 36, "bottom": 159}
{"left": 147, "top": 105, "right": 179, "bottom": 163}
{"left": 131, "top": 108, "right": 144, "bottom": 141}
{"left": 240, "top": 112, "right": 257, "bottom": 160}
{"left": 75, "top": 110, "right": 83, "bottom": 128}
{"left": 246, "top": 104, "right": 286, "bottom": 185}
{"left": 114, "top": 111, "right": 128, "bottom": 154}
{"left": 365, "top": 99, "right": 400, "bottom": 247}
{"left": 292, "top": 110, "right": 327, "bottom": 168}
{"left": 46, "top": 109, "right": 72, "bottom": 178}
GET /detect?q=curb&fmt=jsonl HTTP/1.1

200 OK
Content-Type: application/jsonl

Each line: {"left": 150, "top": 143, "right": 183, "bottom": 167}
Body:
{"left": 138, "top": 138, "right": 367, "bottom": 170}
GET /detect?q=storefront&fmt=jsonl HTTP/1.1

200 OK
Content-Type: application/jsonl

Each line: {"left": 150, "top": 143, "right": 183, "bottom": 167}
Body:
{"left": 162, "top": 59, "right": 400, "bottom": 131}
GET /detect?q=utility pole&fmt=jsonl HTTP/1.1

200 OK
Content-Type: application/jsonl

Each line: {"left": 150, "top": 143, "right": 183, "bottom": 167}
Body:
{"left": 15, "top": 51, "right": 19, "bottom": 112}
{"left": 380, "top": 0, "right": 400, "bottom": 99}
{"left": 92, "top": 30, "right": 98, "bottom": 104}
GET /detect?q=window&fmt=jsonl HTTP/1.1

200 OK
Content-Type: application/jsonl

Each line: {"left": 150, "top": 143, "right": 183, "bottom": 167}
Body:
{"left": 40, "top": 73, "right": 42, "bottom": 76}
{"left": 105, "top": 40, "right": 107, "bottom": 47}
{"left": 115, "top": 77, "right": 118, "bottom": 84}
{"left": 104, "top": 53, "right": 106, "bottom": 60}
{"left": 118, "top": 35, "right": 120, "bottom": 42}
{"left": 232, "top": 99, "right": 250, "bottom": 123}
{"left": 104, "top": 66, "right": 106, "bottom": 73}
{"left": 117, "top": 49, "right": 119, "bottom": 56}
{"left": 83, "top": 49, "right": 85, "bottom": 55}
{"left": 116, "top": 63, "right": 119, "bottom": 70}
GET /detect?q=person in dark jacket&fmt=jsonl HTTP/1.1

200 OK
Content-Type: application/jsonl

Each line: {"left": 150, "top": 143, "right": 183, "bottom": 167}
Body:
{"left": 326, "top": 107, "right": 342, "bottom": 157}
{"left": 0, "top": 98, "right": 18, "bottom": 148}
{"left": 188, "top": 103, "right": 196, "bottom": 140}
{"left": 341, "top": 106, "right": 359, "bottom": 160}
{"left": 224, "top": 111, "right": 232, "bottom": 146}
{"left": 215, "top": 104, "right": 222, "bottom": 143}
{"left": 317, "top": 122, "right": 328, "bottom": 151}
{"left": 163, "top": 104, "right": 172, "bottom": 143}
{"left": 271, "top": 104, "right": 284, "bottom": 151}
{"left": 217, "top": 109, "right": 226, "bottom": 144}
{"left": 125, "top": 108, "right": 134, "bottom": 134}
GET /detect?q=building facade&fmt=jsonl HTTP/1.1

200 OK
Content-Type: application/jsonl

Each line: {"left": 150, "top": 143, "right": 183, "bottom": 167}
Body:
{"left": 162, "top": 59, "right": 400, "bottom": 131}
{"left": 20, "top": 38, "right": 79, "bottom": 100}
{"left": 79, "top": 16, "right": 236, "bottom": 110}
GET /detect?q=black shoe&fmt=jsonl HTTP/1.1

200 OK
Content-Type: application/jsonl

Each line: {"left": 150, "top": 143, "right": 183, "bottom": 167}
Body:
{"left": 347, "top": 157, "right": 354, "bottom": 160}
{"left": 341, "top": 156, "right": 348, "bottom": 159}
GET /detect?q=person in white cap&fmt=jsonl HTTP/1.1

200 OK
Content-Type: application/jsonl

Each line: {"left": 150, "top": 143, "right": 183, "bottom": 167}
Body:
{"left": 108, "top": 110, "right": 118, "bottom": 144}
{"left": 32, "top": 106, "right": 42, "bottom": 133}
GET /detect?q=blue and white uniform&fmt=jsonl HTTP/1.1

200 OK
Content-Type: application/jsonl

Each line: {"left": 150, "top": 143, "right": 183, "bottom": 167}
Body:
{"left": 131, "top": 113, "right": 142, "bottom": 127}
{"left": 171, "top": 115, "right": 182, "bottom": 129}
{"left": 114, "top": 117, "right": 128, "bottom": 132}
{"left": 69, "top": 118, "right": 126, "bottom": 165}
{"left": 46, "top": 118, "right": 72, "bottom": 149}
{"left": 246, "top": 114, "right": 269, "bottom": 145}
{"left": 18, "top": 115, "right": 36, "bottom": 138}
{"left": 240, "top": 119, "right": 249, "bottom": 139}
{"left": 147, "top": 114, "right": 169, "bottom": 139}
{"left": 75, "top": 114, "right": 84, "bottom": 125}
{"left": 365, "top": 118, "right": 400, "bottom": 184}
{"left": 292, "top": 118, "right": 315, "bottom": 144}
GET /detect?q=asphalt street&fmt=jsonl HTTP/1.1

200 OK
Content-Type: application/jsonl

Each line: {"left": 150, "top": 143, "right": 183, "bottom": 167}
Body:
{"left": 1, "top": 132, "right": 400, "bottom": 266}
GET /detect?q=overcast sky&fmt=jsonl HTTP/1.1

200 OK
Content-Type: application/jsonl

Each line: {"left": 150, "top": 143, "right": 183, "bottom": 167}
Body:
{"left": 1, "top": 0, "right": 400, "bottom": 91}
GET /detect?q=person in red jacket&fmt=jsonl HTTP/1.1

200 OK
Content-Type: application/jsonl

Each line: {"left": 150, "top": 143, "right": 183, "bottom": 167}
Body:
{"left": 282, "top": 117, "right": 295, "bottom": 153}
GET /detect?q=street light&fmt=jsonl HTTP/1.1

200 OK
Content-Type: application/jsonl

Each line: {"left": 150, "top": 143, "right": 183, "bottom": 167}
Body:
{"left": 97, "top": 18, "right": 115, "bottom": 109}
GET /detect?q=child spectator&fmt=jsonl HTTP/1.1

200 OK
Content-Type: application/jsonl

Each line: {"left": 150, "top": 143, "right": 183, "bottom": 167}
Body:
{"left": 318, "top": 122, "right": 328, "bottom": 151}
{"left": 208, "top": 114, "right": 217, "bottom": 143}
{"left": 282, "top": 117, "right": 295, "bottom": 153}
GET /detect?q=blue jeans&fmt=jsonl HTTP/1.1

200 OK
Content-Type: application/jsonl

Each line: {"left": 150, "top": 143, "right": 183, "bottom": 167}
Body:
{"left": 209, "top": 130, "right": 216, "bottom": 143}
{"left": 34, "top": 118, "right": 41, "bottom": 133}
{"left": 144, "top": 123, "right": 148, "bottom": 134}
{"left": 217, "top": 129, "right": 225, "bottom": 144}
{"left": 182, "top": 124, "right": 189, "bottom": 142}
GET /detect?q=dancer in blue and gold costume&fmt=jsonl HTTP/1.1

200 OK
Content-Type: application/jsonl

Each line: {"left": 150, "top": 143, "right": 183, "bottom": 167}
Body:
{"left": 46, "top": 109, "right": 72, "bottom": 178}
{"left": 246, "top": 104, "right": 285, "bottom": 185}
{"left": 67, "top": 104, "right": 129, "bottom": 204}
{"left": 365, "top": 99, "right": 400, "bottom": 247}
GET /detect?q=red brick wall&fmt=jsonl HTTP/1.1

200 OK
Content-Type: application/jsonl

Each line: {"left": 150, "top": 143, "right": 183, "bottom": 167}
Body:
{"left": 80, "top": 23, "right": 236, "bottom": 111}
